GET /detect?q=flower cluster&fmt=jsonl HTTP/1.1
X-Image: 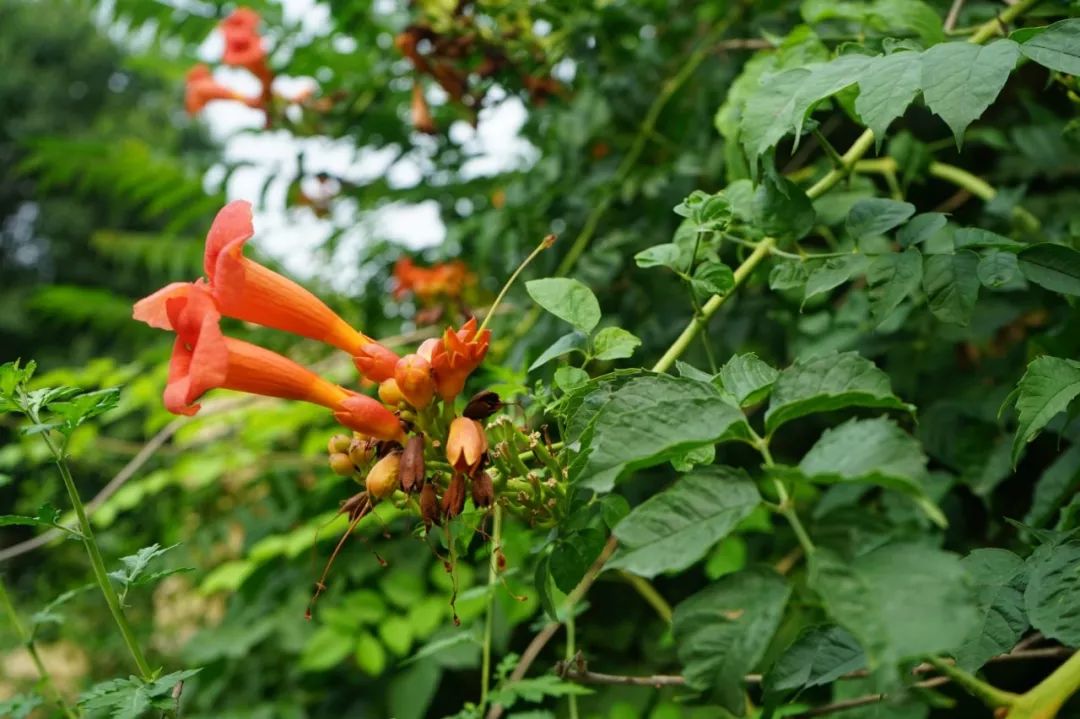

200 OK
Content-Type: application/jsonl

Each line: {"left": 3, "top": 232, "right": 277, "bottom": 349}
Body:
{"left": 184, "top": 8, "right": 270, "bottom": 116}
{"left": 135, "top": 201, "right": 494, "bottom": 524}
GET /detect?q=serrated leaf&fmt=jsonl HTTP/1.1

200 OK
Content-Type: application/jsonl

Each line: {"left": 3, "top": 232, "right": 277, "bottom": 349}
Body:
{"left": 810, "top": 544, "right": 978, "bottom": 668}
{"left": 954, "top": 549, "right": 1029, "bottom": 671}
{"left": 1020, "top": 19, "right": 1080, "bottom": 76}
{"left": 920, "top": 40, "right": 1020, "bottom": 146}
{"left": 1009, "top": 355, "right": 1080, "bottom": 466}
{"left": 897, "top": 212, "right": 947, "bottom": 248}
{"left": 525, "top": 278, "right": 601, "bottom": 333}
{"left": 765, "top": 352, "right": 911, "bottom": 434}
{"left": 763, "top": 625, "right": 866, "bottom": 697}
{"left": 535, "top": 554, "right": 559, "bottom": 621}
{"left": 740, "top": 67, "right": 813, "bottom": 159}
{"left": 846, "top": 199, "right": 916, "bottom": 241}
{"left": 769, "top": 261, "right": 810, "bottom": 291}
{"left": 804, "top": 255, "right": 869, "bottom": 304}
{"left": 867, "top": 248, "right": 922, "bottom": 324}
{"left": 691, "top": 261, "right": 735, "bottom": 301}
{"left": 855, "top": 51, "right": 922, "bottom": 146}
{"left": 1024, "top": 540, "right": 1080, "bottom": 645}
{"left": 609, "top": 467, "right": 760, "bottom": 578}
{"left": 571, "top": 374, "right": 750, "bottom": 492}
{"left": 1018, "top": 243, "right": 1080, "bottom": 296}
{"left": 529, "top": 332, "right": 586, "bottom": 371}
{"left": 1024, "top": 444, "right": 1080, "bottom": 528}
{"left": 717, "top": 353, "right": 779, "bottom": 407}
{"left": 591, "top": 327, "right": 641, "bottom": 362}
{"left": 752, "top": 175, "right": 816, "bottom": 240}
{"left": 978, "top": 251, "right": 1024, "bottom": 289}
{"left": 953, "top": 228, "right": 1023, "bottom": 250}
{"left": 673, "top": 568, "right": 791, "bottom": 714}
{"left": 923, "top": 251, "right": 980, "bottom": 325}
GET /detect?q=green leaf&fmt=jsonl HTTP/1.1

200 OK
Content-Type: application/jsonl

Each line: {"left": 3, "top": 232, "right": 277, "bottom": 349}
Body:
{"left": 79, "top": 669, "right": 200, "bottom": 719}
{"left": 0, "top": 502, "right": 62, "bottom": 530}
{"left": 299, "top": 625, "right": 356, "bottom": 671}
{"left": 867, "top": 248, "right": 922, "bottom": 324}
{"left": 49, "top": 387, "right": 121, "bottom": 434}
{"left": 897, "top": 212, "right": 947, "bottom": 248}
{"left": 740, "top": 67, "right": 813, "bottom": 160}
{"left": 525, "top": 278, "right": 601, "bottom": 333}
{"left": 608, "top": 467, "right": 761, "bottom": 578}
{"left": 634, "top": 243, "right": 684, "bottom": 270}
{"left": 978, "top": 251, "right": 1024, "bottom": 289}
{"left": 810, "top": 544, "right": 978, "bottom": 668}
{"left": 535, "top": 554, "right": 559, "bottom": 621}
{"left": 763, "top": 625, "right": 866, "bottom": 698}
{"left": 717, "top": 353, "right": 779, "bottom": 407}
{"left": 804, "top": 255, "right": 869, "bottom": 304}
{"left": 491, "top": 675, "right": 592, "bottom": 710}
{"left": 920, "top": 40, "right": 1020, "bottom": 146}
{"left": 954, "top": 228, "right": 1024, "bottom": 250}
{"left": 954, "top": 549, "right": 1029, "bottom": 671}
{"left": 1024, "top": 540, "right": 1080, "bottom": 645}
{"left": 788, "top": 417, "right": 944, "bottom": 527}
{"left": 1018, "top": 243, "right": 1080, "bottom": 296}
{"left": 0, "top": 359, "right": 36, "bottom": 405}
{"left": 355, "top": 631, "right": 388, "bottom": 675}
{"left": 1024, "top": 444, "right": 1080, "bottom": 528}
{"left": 572, "top": 374, "right": 750, "bottom": 492}
{"left": 529, "top": 332, "right": 586, "bottom": 371}
{"left": 0, "top": 694, "right": 43, "bottom": 719}
{"left": 553, "top": 366, "right": 589, "bottom": 392}
{"left": 673, "top": 567, "right": 791, "bottom": 714}
{"left": 1008, "top": 355, "right": 1080, "bottom": 466}
{"left": 591, "top": 327, "right": 641, "bottom": 362}
{"left": 752, "top": 175, "right": 816, "bottom": 240}
{"left": 30, "top": 584, "right": 93, "bottom": 630}
{"left": 1019, "top": 19, "right": 1080, "bottom": 76}
{"left": 691, "top": 260, "right": 735, "bottom": 300}
{"left": 765, "top": 352, "right": 912, "bottom": 435}
{"left": 846, "top": 199, "right": 915, "bottom": 241}
{"left": 549, "top": 529, "right": 605, "bottom": 593}
{"left": 855, "top": 51, "right": 922, "bottom": 146}
{"left": 675, "top": 190, "right": 732, "bottom": 229}
{"left": 769, "top": 261, "right": 810, "bottom": 291}
{"left": 923, "top": 251, "right": 980, "bottom": 326}
{"left": 109, "top": 543, "right": 184, "bottom": 591}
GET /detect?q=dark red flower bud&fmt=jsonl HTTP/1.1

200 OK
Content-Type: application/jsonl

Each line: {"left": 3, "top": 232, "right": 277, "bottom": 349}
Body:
{"left": 463, "top": 390, "right": 502, "bottom": 420}
{"left": 441, "top": 474, "right": 467, "bottom": 519}
{"left": 420, "top": 481, "right": 440, "bottom": 529}
{"left": 400, "top": 435, "right": 426, "bottom": 493}
{"left": 471, "top": 470, "right": 494, "bottom": 508}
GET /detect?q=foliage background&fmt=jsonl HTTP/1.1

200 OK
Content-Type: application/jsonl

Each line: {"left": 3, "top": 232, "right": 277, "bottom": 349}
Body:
{"left": 2, "top": 0, "right": 1080, "bottom": 718}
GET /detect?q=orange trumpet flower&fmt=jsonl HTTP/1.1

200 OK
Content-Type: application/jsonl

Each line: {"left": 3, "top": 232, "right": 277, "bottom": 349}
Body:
{"left": 429, "top": 318, "right": 490, "bottom": 401}
{"left": 220, "top": 8, "right": 267, "bottom": 73}
{"left": 155, "top": 283, "right": 403, "bottom": 441}
{"left": 392, "top": 257, "right": 474, "bottom": 303}
{"left": 184, "top": 64, "right": 258, "bottom": 115}
{"left": 446, "top": 417, "right": 488, "bottom": 475}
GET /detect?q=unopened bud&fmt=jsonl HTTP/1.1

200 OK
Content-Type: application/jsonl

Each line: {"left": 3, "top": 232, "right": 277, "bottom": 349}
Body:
{"left": 348, "top": 437, "right": 375, "bottom": 466}
{"left": 353, "top": 342, "right": 400, "bottom": 382}
{"left": 329, "top": 453, "right": 354, "bottom": 477}
{"left": 446, "top": 417, "right": 488, "bottom": 476}
{"left": 463, "top": 390, "right": 502, "bottom": 420}
{"left": 471, "top": 471, "right": 494, "bottom": 508}
{"left": 400, "top": 435, "right": 426, "bottom": 493}
{"left": 365, "top": 453, "right": 401, "bottom": 499}
{"left": 441, "top": 474, "right": 467, "bottom": 518}
{"left": 378, "top": 378, "right": 406, "bottom": 406}
{"left": 420, "top": 481, "right": 440, "bottom": 528}
{"left": 328, "top": 434, "right": 352, "bottom": 454}
{"left": 334, "top": 394, "right": 406, "bottom": 443}
{"left": 395, "top": 354, "right": 436, "bottom": 408}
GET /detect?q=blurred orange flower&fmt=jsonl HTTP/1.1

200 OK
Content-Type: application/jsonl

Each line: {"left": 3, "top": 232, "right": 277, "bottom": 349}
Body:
{"left": 220, "top": 8, "right": 267, "bottom": 74}
{"left": 392, "top": 257, "right": 474, "bottom": 304}
{"left": 184, "top": 64, "right": 257, "bottom": 115}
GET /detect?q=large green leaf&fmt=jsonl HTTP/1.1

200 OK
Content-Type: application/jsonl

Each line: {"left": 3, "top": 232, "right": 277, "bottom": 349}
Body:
{"left": 1020, "top": 19, "right": 1080, "bottom": 76}
{"left": 920, "top": 40, "right": 1020, "bottom": 146}
{"left": 1024, "top": 540, "right": 1080, "bottom": 646}
{"left": 867, "top": 248, "right": 922, "bottom": 324}
{"left": 810, "top": 544, "right": 978, "bottom": 668}
{"left": 609, "top": 467, "right": 761, "bottom": 578}
{"left": 673, "top": 567, "right": 791, "bottom": 714}
{"left": 752, "top": 174, "right": 816, "bottom": 239}
{"left": 954, "top": 549, "right": 1028, "bottom": 671}
{"left": 1008, "top": 355, "right": 1080, "bottom": 465}
{"left": 525, "top": 278, "right": 601, "bottom": 333}
{"left": 855, "top": 50, "right": 922, "bottom": 145}
{"left": 717, "top": 353, "right": 779, "bottom": 407}
{"left": 923, "top": 252, "right": 980, "bottom": 326}
{"left": 763, "top": 625, "right": 866, "bottom": 698}
{"left": 804, "top": 255, "right": 869, "bottom": 304}
{"left": 1018, "top": 243, "right": 1080, "bottom": 297}
{"left": 846, "top": 199, "right": 915, "bottom": 241}
{"left": 764, "top": 352, "right": 911, "bottom": 434}
{"left": 571, "top": 374, "right": 750, "bottom": 492}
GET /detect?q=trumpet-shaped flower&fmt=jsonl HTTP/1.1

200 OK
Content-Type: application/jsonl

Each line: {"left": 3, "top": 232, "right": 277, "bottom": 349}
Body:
{"left": 220, "top": 9, "right": 266, "bottom": 73}
{"left": 429, "top": 318, "right": 490, "bottom": 401}
{"left": 446, "top": 417, "right": 488, "bottom": 475}
{"left": 392, "top": 257, "right": 474, "bottom": 303}
{"left": 185, "top": 65, "right": 257, "bottom": 115}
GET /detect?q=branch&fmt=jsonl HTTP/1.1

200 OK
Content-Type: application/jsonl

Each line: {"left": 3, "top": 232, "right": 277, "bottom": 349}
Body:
{"left": 797, "top": 676, "right": 950, "bottom": 718}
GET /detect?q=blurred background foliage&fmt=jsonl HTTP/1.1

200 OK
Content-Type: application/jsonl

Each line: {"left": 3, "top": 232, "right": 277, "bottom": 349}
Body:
{"left": 2, "top": 0, "right": 1080, "bottom": 717}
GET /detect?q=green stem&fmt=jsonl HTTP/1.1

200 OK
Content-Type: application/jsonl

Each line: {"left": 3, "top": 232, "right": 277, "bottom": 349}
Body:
{"left": 618, "top": 571, "right": 673, "bottom": 623}
{"left": 0, "top": 577, "right": 79, "bottom": 719}
{"left": 478, "top": 237, "right": 552, "bottom": 334}
{"left": 652, "top": 237, "right": 775, "bottom": 374}
{"left": 969, "top": 0, "right": 1041, "bottom": 44}
{"left": 479, "top": 505, "right": 502, "bottom": 711}
{"left": 771, "top": 479, "right": 815, "bottom": 557}
{"left": 926, "top": 657, "right": 1018, "bottom": 709}
{"left": 566, "top": 610, "right": 579, "bottom": 719}
{"left": 1007, "top": 650, "right": 1080, "bottom": 719}
{"left": 39, "top": 431, "right": 154, "bottom": 681}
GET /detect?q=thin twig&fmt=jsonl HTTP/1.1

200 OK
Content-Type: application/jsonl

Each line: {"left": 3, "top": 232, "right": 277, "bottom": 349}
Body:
{"left": 796, "top": 676, "right": 951, "bottom": 718}
{"left": 945, "top": 0, "right": 966, "bottom": 32}
{"left": 559, "top": 668, "right": 686, "bottom": 687}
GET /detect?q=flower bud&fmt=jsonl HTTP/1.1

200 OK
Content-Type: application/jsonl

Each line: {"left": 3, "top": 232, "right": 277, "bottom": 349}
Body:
{"left": 441, "top": 474, "right": 466, "bottom": 518}
{"left": 348, "top": 437, "right": 375, "bottom": 466}
{"left": 378, "top": 378, "right": 406, "bottom": 406}
{"left": 446, "top": 417, "right": 488, "bottom": 476}
{"left": 471, "top": 470, "right": 494, "bottom": 508}
{"left": 417, "top": 337, "right": 440, "bottom": 362}
{"left": 420, "top": 481, "right": 440, "bottom": 529}
{"left": 334, "top": 394, "right": 405, "bottom": 443}
{"left": 329, "top": 453, "right": 354, "bottom": 477}
{"left": 400, "top": 434, "right": 426, "bottom": 493}
{"left": 353, "top": 342, "right": 400, "bottom": 382}
{"left": 328, "top": 434, "right": 352, "bottom": 454}
{"left": 395, "top": 354, "right": 436, "bottom": 409}
{"left": 365, "top": 452, "right": 401, "bottom": 499}
{"left": 463, "top": 390, "right": 502, "bottom": 420}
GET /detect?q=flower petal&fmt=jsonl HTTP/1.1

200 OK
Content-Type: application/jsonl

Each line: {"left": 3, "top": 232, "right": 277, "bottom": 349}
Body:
{"left": 204, "top": 200, "right": 253, "bottom": 281}
{"left": 133, "top": 282, "right": 194, "bottom": 330}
